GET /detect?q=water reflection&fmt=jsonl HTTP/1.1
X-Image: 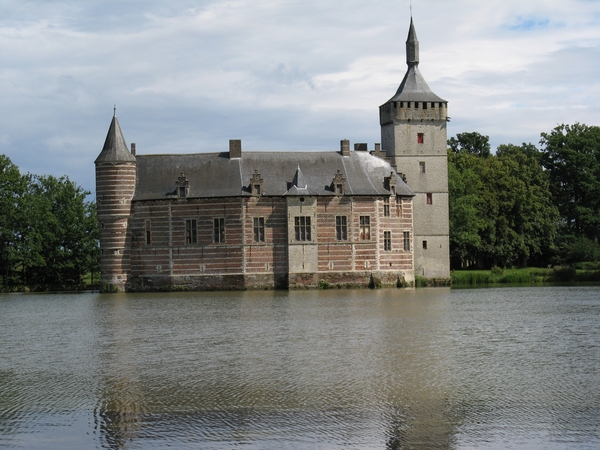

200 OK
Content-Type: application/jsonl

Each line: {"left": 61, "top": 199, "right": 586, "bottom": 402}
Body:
{"left": 1, "top": 287, "right": 599, "bottom": 449}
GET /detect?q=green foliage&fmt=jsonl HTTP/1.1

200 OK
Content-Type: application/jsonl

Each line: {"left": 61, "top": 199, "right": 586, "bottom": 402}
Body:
{"left": 0, "top": 155, "right": 99, "bottom": 291}
{"left": 540, "top": 123, "right": 600, "bottom": 242}
{"left": 552, "top": 266, "right": 577, "bottom": 282}
{"left": 448, "top": 132, "right": 491, "bottom": 158}
{"left": 318, "top": 279, "right": 332, "bottom": 289}
{"left": 448, "top": 139, "right": 558, "bottom": 269}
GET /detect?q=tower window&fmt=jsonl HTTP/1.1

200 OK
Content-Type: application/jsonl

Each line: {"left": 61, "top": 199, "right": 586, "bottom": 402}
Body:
{"left": 145, "top": 220, "right": 151, "bottom": 245}
{"left": 403, "top": 232, "right": 411, "bottom": 251}
{"left": 419, "top": 161, "right": 426, "bottom": 173}
{"left": 426, "top": 193, "right": 433, "bottom": 205}
{"left": 423, "top": 240, "right": 428, "bottom": 250}
{"left": 417, "top": 133, "right": 424, "bottom": 144}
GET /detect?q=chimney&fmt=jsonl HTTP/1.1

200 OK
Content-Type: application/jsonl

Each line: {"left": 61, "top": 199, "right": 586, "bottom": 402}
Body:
{"left": 340, "top": 139, "right": 350, "bottom": 156}
{"left": 374, "top": 143, "right": 381, "bottom": 152}
{"left": 229, "top": 139, "right": 242, "bottom": 159}
{"left": 131, "top": 143, "right": 136, "bottom": 156}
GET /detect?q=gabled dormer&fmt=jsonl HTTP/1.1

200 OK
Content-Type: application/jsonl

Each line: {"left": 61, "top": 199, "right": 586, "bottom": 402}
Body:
{"left": 331, "top": 169, "right": 346, "bottom": 195}
{"left": 176, "top": 172, "right": 189, "bottom": 198}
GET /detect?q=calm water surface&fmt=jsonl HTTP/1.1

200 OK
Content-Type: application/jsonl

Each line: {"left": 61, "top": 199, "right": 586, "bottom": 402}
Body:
{"left": 0, "top": 287, "right": 599, "bottom": 449}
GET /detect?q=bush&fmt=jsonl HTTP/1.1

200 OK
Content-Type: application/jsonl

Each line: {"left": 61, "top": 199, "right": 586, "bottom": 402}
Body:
{"left": 551, "top": 266, "right": 576, "bottom": 282}
{"left": 318, "top": 279, "right": 332, "bottom": 289}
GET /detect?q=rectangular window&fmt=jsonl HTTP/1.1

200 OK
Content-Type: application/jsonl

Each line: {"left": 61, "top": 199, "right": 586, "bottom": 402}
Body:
{"left": 294, "top": 216, "right": 311, "bottom": 241}
{"left": 145, "top": 220, "right": 151, "bottom": 245}
{"left": 426, "top": 193, "right": 433, "bottom": 205}
{"left": 417, "top": 133, "right": 424, "bottom": 144}
{"left": 213, "top": 218, "right": 225, "bottom": 243}
{"left": 419, "top": 161, "right": 426, "bottom": 173}
{"left": 336, "top": 216, "right": 347, "bottom": 241}
{"left": 253, "top": 217, "right": 265, "bottom": 242}
{"left": 179, "top": 186, "right": 186, "bottom": 197}
{"left": 185, "top": 219, "right": 197, "bottom": 244}
{"left": 254, "top": 184, "right": 261, "bottom": 195}
{"left": 336, "top": 183, "right": 343, "bottom": 195}
{"left": 359, "top": 216, "right": 370, "bottom": 240}
{"left": 423, "top": 240, "right": 428, "bottom": 250}
{"left": 384, "top": 231, "right": 392, "bottom": 251}
{"left": 384, "top": 198, "right": 390, "bottom": 217}
{"left": 403, "top": 231, "right": 411, "bottom": 251}
{"left": 396, "top": 198, "right": 402, "bottom": 217}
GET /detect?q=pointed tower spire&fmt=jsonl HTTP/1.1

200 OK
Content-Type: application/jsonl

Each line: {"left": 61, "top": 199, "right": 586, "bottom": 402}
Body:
{"left": 406, "top": 17, "right": 419, "bottom": 66}
{"left": 95, "top": 114, "right": 136, "bottom": 163}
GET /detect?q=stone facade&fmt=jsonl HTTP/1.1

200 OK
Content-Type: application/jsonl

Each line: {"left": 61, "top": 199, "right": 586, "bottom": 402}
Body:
{"left": 94, "top": 18, "right": 450, "bottom": 292}
{"left": 379, "top": 18, "right": 451, "bottom": 279}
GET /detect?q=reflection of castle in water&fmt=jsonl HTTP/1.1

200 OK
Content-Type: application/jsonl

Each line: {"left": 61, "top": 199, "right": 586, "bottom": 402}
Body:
{"left": 91, "top": 288, "right": 458, "bottom": 449}
{"left": 93, "top": 297, "right": 146, "bottom": 449}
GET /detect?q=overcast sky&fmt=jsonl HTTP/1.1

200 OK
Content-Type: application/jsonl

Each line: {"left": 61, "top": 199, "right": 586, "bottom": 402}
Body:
{"left": 1, "top": 0, "right": 599, "bottom": 195}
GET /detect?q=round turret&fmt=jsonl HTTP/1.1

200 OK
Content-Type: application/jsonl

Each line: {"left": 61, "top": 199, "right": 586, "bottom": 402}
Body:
{"left": 95, "top": 113, "right": 136, "bottom": 292}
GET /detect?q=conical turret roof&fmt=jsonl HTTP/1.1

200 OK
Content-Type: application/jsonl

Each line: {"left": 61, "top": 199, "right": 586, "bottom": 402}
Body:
{"left": 95, "top": 113, "right": 136, "bottom": 164}
{"left": 385, "top": 18, "right": 446, "bottom": 104}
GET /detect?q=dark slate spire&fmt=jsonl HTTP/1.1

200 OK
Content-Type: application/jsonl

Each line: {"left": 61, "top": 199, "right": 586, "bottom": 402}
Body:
{"left": 406, "top": 17, "right": 419, "bottom": 66}
{"left": 94, "top": 113, "right": 136, "bottom": 164}
{"left": 385, "top": 18, "right": 446, "bottom": 104}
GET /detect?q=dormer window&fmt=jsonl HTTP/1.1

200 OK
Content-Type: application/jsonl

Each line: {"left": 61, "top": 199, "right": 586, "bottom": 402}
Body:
{"left": 176, "top": 172, "right": 190, "bottom": 198}
{"left": 385, "top": 171, "right": 397, "bottom": 196}
{"left": 250, "top": 170, "right": 264, "bottom": 197}
{"left": 332, "top": 169, "right": 346, "bottom": 196}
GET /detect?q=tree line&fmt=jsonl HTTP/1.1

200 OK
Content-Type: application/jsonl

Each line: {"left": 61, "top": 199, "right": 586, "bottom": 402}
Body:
{"left": 449, "top": 123, "right": 600, "bottom": 269}
{"left": 0, "top": 155, "right": 99, "bottom": 290}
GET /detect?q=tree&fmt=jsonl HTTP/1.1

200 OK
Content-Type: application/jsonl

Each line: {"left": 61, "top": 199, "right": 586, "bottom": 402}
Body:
{"left": 448, "top": 132, "right": 491, "bottom": 158}
{"left": 448, "top": 139, "right": 559, "bottom": 268}
{"left": 540, "top": 123, "right": 600, "bottom": 241}
{"left": 0, "top": 155, "right": 26, "bottom": 288}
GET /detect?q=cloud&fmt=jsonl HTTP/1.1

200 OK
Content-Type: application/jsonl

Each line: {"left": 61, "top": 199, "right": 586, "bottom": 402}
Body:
{"left": 0, "top": 0, "right": 599, "bottom": 194}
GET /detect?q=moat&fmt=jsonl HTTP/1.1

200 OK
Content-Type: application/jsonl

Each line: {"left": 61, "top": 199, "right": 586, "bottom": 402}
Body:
{"left": 1, "top": 287, "right": 599, "bottom": 449}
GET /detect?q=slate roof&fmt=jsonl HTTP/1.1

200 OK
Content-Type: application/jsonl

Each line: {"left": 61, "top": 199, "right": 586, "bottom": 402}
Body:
{"left": 384, "top": 18, "right": 446, "bottom": 104}
{"left": 133, "top": 151, "right": 414, "bottom": 201}
{"left": 95, "top": 115, "right": 136, "bottom": 164}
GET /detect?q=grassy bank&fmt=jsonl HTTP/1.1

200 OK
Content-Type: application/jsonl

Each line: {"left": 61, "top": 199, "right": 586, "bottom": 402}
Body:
{"left": 451, "top": 266, "right": 600, "bottom": 286}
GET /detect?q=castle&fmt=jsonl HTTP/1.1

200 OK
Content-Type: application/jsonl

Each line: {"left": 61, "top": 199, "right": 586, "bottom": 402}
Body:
{"left": 95, "top": 19, "right": 450, "bottom": 292}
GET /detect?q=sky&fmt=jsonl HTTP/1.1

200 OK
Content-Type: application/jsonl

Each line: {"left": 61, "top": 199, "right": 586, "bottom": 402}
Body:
{"left": 1, "top": 0, "right": 599, "bottom": 196}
